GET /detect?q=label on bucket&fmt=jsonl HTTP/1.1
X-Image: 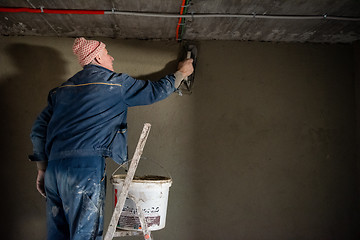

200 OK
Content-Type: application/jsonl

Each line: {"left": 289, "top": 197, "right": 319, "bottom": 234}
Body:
{"left": 118, "top": 215, "right": 161, "bottom": 229}
{"left": 117, "top": 198, "right": 161, "bottom": 230}
{"left": 115, "top": 189, "right": 162, "bottom": 230}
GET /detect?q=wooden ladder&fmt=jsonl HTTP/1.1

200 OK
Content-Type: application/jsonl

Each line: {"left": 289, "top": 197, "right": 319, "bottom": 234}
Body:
{"left": 104, "top": 123, "right": 153, "bottom": 240}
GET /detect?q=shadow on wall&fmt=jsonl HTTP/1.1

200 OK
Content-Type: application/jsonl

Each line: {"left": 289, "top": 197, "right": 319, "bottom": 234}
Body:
{"left": 0, "top": 43, "right": 66, "bottom": 239}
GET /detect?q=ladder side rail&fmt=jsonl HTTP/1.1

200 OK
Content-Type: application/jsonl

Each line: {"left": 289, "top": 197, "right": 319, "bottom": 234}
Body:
{"left": 104, "top": 123, "right": 152, "bottom": 240}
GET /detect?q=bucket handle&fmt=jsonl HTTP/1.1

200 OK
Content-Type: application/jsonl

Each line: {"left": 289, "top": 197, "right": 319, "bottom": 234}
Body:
{"left": 111, "top": 161, "right": 128, "bottom": 178}
{"left": 111, "top": 157, "right": 172, "bottom": 180}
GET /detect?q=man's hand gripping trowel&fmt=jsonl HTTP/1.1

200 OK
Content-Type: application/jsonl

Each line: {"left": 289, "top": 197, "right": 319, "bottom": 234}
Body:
{"left": 178, "top": 45, "right": 197, "bottom": 95}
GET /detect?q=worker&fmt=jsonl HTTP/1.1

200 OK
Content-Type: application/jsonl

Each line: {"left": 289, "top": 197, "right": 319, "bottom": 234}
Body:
{"left": 29, "top": 37, "right": 194, "bottom": 240}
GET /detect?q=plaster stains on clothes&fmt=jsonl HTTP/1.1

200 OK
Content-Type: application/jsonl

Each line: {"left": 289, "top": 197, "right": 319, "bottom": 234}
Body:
{"left": 45, "top": 156, "right": 106, "bottom": 240}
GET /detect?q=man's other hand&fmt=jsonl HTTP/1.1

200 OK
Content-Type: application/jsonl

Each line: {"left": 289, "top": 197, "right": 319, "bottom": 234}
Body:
{"left": 36, "top": 169, "right": 46, "bottom": 198}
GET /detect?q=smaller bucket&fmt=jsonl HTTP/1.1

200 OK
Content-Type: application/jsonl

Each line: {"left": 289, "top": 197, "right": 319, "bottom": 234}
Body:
{"left": 111, "top": 174, "right": 172, "bottom": 231}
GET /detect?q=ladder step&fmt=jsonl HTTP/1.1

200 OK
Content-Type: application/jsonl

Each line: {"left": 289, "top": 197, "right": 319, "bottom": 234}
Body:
{"left": 113, "top": 230, "right": 143, "bottom": 237}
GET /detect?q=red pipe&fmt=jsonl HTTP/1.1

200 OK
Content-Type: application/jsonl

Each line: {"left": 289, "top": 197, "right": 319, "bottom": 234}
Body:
{"left": 0, "top": 7, "right": 104, "bottom": 14}
{"left": 44, "top": 9, "right": 104, "bottom": 14}
{"left": 176, "top": 0, "right": 187, "bottom": 41}
{"left": 0, "top": 7, "right": 41, "bottom": 13}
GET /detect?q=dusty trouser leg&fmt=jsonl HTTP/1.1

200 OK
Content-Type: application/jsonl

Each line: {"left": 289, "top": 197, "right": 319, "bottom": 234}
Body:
{"left": 45, "top": 160, "right": 70, "bottom": 240}
{"left": 45, "top": 156, "right": 106, "bottom": 240}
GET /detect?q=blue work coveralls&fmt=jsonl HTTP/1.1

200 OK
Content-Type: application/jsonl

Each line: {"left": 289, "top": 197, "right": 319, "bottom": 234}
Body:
{"left": 30, "top": 64, "right": 177, "bottom": 239}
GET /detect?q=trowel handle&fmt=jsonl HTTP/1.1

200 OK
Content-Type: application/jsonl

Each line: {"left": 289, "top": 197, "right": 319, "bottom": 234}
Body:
{"left": 184, "top": 51, "right": 192, "bottom": 81}
{"left": 186, "top": 51, "right": 191, "bottom": 59}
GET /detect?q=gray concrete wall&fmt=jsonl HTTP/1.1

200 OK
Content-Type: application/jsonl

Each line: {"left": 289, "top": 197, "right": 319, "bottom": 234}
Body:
{"left": 0, "top": 36, "right": 358, "bottom": 239}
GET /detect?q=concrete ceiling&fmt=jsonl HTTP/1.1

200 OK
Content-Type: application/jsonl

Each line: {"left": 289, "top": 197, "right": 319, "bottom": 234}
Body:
{"left": 1, "top": 0, "right": 360, "bottom": 43}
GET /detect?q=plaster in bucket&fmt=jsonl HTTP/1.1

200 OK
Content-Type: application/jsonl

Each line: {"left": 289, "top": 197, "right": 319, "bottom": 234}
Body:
{"left": 111, "top": 174, "right": 172, "bottom": 231}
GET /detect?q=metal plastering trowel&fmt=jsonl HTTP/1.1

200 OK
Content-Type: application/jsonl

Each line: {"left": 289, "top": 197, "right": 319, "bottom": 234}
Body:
{"left": 177, "top": 44, "right": 197, "bottom": 95}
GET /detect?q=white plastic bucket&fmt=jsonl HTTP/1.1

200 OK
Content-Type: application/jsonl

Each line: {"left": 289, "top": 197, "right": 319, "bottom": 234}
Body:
{"left": 111, "top": 174, "right": 172, "bottom": 231}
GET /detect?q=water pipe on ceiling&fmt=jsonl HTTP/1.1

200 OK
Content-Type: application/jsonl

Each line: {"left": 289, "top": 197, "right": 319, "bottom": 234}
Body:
{"left": 1, "top": 6, "right": 359, "bottom": 41}
{"left": 1, "top": 7, "right": 359, "bottom": 21}
{"left": 0, "top": 5, "right": 360, "bottom": 21}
